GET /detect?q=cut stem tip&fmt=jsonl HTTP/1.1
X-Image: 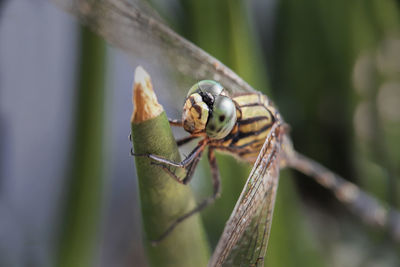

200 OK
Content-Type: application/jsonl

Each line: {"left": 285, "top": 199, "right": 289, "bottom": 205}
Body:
{"left": 131, "top": 66, "right": 164, "bottom": 123}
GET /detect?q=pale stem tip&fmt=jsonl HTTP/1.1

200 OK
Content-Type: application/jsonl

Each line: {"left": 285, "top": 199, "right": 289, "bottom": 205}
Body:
{"left": 131, "top": 66, "right": 164, "bottom": 123}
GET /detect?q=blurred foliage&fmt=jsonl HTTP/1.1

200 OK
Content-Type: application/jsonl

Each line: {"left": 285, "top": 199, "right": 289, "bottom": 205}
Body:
{"left": 268, "top": 0, "right": 400, "bottom": 265}
{"left": 56, "top": 26, "right": 106, "bottom": 267}
{"left": 269, "top": 0, "right": 400, "bottom": 212}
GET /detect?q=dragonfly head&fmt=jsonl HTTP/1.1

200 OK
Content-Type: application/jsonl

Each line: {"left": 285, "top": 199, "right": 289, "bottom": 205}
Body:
{"left": 182, "top": 80, "right": 237, "bottom": 139}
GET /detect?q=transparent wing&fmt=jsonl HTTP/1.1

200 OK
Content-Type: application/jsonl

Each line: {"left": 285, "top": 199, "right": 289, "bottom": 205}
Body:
{"left": 209, "top": 124, "right": 282, "bottom": 267}
{"left": 54, "top": 0, "right": 255, "bottom": 95}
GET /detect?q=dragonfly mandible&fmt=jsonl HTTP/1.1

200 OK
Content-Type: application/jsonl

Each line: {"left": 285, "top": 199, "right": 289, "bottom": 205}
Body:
{"left": 57, "top": 0, "right": 400, "bottom": 266}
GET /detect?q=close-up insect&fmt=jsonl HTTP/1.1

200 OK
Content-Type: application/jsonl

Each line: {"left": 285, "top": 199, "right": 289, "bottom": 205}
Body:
{"left": 132, "top": 78, "right": 399, "bottom": 266}
{"left": 2, "top": 0, "right": 400, "bottom": 266}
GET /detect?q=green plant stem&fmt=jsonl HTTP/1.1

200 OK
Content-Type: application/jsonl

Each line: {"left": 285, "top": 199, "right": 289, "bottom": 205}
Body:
{"left": 57, "top": 26, "right": 105, "bottom": 267}
{"left": 131, "top": 67, "right": 210, "bottom": 267}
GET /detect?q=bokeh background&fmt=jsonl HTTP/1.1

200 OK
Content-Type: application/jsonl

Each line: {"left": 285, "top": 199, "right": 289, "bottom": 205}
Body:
{"left": 1, "top": 0, "right": 399, "bottom": 266}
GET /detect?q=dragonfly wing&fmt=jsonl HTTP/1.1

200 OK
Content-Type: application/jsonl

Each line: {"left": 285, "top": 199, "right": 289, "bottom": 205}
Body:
{"left": 222, "top": 170, "right": 279, "bottom": 267}
{"left": 55, "top": 0, "right": 255, "bottom": 95}
{"left": 209, "top": 124, "right": 282, "bottom": 267}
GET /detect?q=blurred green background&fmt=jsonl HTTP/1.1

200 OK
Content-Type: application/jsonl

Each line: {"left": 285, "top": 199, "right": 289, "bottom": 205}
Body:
{"left": 0, "top": 0, "right": 399, "bottom": 266}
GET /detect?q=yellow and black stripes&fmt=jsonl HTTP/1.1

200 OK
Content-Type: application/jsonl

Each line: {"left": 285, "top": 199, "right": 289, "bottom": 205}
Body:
{"left": 212, "top": 92, "right": 277, "bottom": 163}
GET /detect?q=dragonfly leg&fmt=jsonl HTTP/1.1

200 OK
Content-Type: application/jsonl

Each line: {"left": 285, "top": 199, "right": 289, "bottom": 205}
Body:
{"left": 168, "top": 118, "right": 182, "bottom": 127}
{"left": 151, "top": 148, "right": 221, "bottom": 245}
{"left": 208, "top": 148, "right": 222, "bottom": 199}
{"left": 176, "top": 135, "right": 198, "bottom": 146}
{"left": 151, "top": 147, "right": 203, "bottom": 185}
{"left": 133, "top": 141, "right": 206, "bottom": 168}
{"left": 133, "top": 141, "right": 207, "bottom": 184}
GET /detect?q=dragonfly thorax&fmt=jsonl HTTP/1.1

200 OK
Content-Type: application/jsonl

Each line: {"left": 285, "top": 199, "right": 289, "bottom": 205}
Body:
{"left": 182, "top": 80, "right": 237, "bottom": 139}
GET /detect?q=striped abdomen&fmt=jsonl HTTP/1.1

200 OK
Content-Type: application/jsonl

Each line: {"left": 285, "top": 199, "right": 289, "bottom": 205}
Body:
{"left": 213, "top": 93, "right": 277, "bottom": 163}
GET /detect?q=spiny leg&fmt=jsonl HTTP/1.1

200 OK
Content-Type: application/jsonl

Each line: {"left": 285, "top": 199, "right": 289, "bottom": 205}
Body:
{"left": 133, "top": 141, "right": 206, "bottom": 168}
{"left": 207, "top": 148, "right": 222, "bottom": 199}
{"left": 151, "top": 145, "right": 204, "bottom": 185}
{"left": 132, "top": 136, "right": 207, "bottom": 183}
{"left": 168, "top": 118, "right": 182, "bottom": 127}
{"left": 169, "top": 117, "right": 201, "bottom": 146}
{"left": 176, "top": 135, "right": 198, "bottom": 147}
{"left": 151, "top": 148, "right": 222, "bottom": 245}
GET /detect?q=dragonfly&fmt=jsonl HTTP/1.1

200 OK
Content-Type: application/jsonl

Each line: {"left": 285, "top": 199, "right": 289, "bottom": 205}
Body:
{"left": 134, "top": 79, "right": 399, "bottom": 266}
{"left": 56, "top": 0, "right": 400, "bottom": 265}
{"left": 137, "top": 79, "right": 288, "bottom": 266}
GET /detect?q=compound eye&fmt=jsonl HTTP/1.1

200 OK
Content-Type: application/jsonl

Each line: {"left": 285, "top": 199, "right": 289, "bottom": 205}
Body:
{"left": 206, "top": 95, "right": 237, "bottom": 139}
{"left": 187, "top": 80, "right": 223, "bottom": 97}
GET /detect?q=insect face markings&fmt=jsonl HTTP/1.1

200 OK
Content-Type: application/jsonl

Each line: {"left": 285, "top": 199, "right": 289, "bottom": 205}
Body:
{"left": 182, "top": 80, "right": 237, "bottom": 139}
